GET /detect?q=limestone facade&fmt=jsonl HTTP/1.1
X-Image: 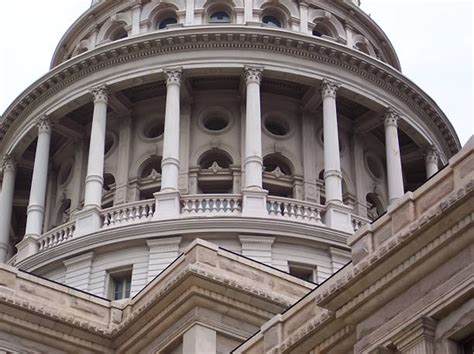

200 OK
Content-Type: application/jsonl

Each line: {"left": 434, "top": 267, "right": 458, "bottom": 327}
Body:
{"left": 0, "top": 0, "right": 470, "bottom": 353}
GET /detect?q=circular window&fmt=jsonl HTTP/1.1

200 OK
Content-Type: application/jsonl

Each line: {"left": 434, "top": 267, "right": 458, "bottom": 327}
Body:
{"left": 158, "top": 17, "right": 177, "bottom": 29}
{"left": 365, "top": 154, "right": 383, "bottom": 180}
{"left": 209, "top": 11, "right": 230, "bottom": 23}
{"left": 144, "top": 121, "right": 165, "bottom": 139}
{"left": 58, "top": 162, "right": 73, "bottom": 186}
{"left": 262, "top": 15, "right": 282, "bottom": 28}
{"left": 265, "top": 119, "right": 289, "bottom": 137}
{"left": 203, "top": 116, "right": 229, "bottom": 132}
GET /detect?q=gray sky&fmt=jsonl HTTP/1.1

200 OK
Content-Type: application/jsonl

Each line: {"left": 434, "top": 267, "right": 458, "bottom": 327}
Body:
{"left": 0, "top": 0, "right": 472, "bottom": 145}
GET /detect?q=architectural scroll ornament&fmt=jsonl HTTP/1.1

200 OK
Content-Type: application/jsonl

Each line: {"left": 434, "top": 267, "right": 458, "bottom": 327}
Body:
{"left": 90, "top": 84, "right": 109, "bottom": 103}
{"left": 384, "top": 107, "right": 400, "bottom": 128}
{"left": 164, "top": 68, "right": 183, "bottom": 87}
{"left": 320, "top": 79, "right": 341, "bottom": 98}
{"left": 0, "top": 155, "right": 16, "bottom": 173}
{"left": 425, "top": 146, "right": 439, "bottom": 165}
{"left": 36, "top": 114, "right": 52, "bottom": 133}
{"left": 244, "top": 66, "right": 263, "bottom": 85}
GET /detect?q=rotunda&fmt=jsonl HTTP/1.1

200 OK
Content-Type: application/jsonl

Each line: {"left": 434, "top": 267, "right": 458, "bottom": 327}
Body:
{"left": 0, "top": 0, "right": 460, "bottom": 301}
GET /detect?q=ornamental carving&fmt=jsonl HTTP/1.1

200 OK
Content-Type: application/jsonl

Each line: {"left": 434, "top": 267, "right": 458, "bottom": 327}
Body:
{"left": 1, "top": 155, "right": 16, "bottom": 173}
{"left": 90, "top": 84, "right": 109, "bottom": 103}
{"left": 425, "top": 146, "right": 439, "bottom": 164}
{"left": 320, "top": 79, "right": 340, "bottom": 98}
{"left": 164, "top": 68, "right": 183, "bottom": 87}
{"left": 36, "top": 114, "right": 52, "bottom": 133}
{"left": 384, "top": 107, "right": 400, "bottom": 128}
{"left": 244, "top": 66, "right": 263, "bottom": 85}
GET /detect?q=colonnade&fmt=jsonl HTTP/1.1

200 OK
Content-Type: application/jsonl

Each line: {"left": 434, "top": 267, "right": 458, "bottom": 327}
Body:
{"left": 0, "top": 68, "right": 440, "bottom": 262}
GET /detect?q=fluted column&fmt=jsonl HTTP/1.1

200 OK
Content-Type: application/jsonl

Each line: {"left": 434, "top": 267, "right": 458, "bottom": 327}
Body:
{"left": 321, "top": 79, "right": 343, "bottom": 203}
{"left": 154, "top": 68, "right": 182, "bottom": 220}
{"left": 25, "top": 115, "right": 52, "bottom": 238}
{"left": 425, "top": 147, "right": 439, "bottom": 179}
{"left": 0, "top": 156, "right": 16, "bottom": 262}
{"left": 84, "top": 85, "right": 109, "bottom": 208}
{"left": 161, "top": 68, "right": 182, "bottom": 192}
{"left": 244, "top": 66, "right": 264, "bottom": 190}
{"left": 384, "top": 108, "right": 404, "bottom": 205}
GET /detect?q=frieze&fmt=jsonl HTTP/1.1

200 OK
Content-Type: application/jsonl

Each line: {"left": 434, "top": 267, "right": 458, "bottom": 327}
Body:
{"left": 0, "top": 28, "right": 458, "bottom": 155}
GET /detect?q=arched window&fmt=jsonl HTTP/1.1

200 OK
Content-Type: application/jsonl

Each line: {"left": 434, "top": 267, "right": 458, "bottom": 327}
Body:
{"left": 110, "top": 27, "right": 128, "bottom": 41}
{"left": 355, "top": 42, "right": 371, "bottom": 55}
{"left": 56, "top": 199, "right": 72, "bottom": 226}
{"left": 158, "top": 17, "right": 177, "bottom": 29}
{"left": 262, "top": 15, "right": 282, "bottom": 28}
{"left": 197, "top": 149, "right": 234, "bottom": 194}
{"left": 312, "top": 23, "right": 332, "bottom": 37}
{"left": 138, "top": 155, "right": 162, "bottom": 200}
{"left": 263, "top": 154, "right": 293, "bottom": 198}
{"left": 209, "top": 11, "right": 231, "bottom": 23}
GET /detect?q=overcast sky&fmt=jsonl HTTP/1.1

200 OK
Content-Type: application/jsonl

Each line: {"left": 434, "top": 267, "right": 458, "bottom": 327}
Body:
{"left": 0, "top": 0, "right": 472, "bottom": 145}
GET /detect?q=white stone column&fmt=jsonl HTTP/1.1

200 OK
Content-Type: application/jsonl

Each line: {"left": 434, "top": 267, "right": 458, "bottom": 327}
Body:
{"left": 84, "top": 85, "right": 109, "bottom": 208}
{"left": 185, "top": 0, "right": 195, "bottom": 25}
{"left": 131, "top": 4, "right": 142, "bottom": 35}
{"left": 298, "top": 1, "right": 309, "bottom": 34}
{"left": 183, "top": 324, "right": 217, "bottom": 354}
{"left": 242, "top": 66, "right": 268, "bottom": 216}
{"left": 384, "top": 108, "right": 404, "bottom": 205}
{"left": 321, "top": 79, "right": 353, "bottom": 233}
{"left": 425, "top": 146, "right": 439, "bottom": 179}
{"left": 0, "top": 156, "right": 16, "bottom": 263}
{"left": 75, "top": 85, "right": 108, "bottom": 237}
{"left": 154, "top": 68, "right": 182, "bottom": 219}
{"left": 321, "top": 79, "right": 343, "bottom": 203}
{"left": 25, "top": 115, "right": 52, "bottom": 238}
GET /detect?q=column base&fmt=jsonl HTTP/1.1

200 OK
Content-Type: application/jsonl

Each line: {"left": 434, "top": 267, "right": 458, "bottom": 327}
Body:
{"left": 153, "top": 190, "right": 181, "bottom": 220}
{"left": 324, "top": 201, "right": 354, "bottom": 234}
{"left": 15, "top": 236, "right": 39, "bottom": 263}
{"left": 74, "top": 207, "right": 102, "bottom": 237}
{"left": 242, "top": 188, "right": 268, "bottom": 217}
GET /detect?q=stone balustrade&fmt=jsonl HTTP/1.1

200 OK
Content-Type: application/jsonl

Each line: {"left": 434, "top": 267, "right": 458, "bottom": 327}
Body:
{"left": 267, "top": 196, "right": 324, "bottom": 225}
{"left": 38, "top": 221, "right": 76, "bottom": 251}
{"left": 102, "top": 199, "right": 155, "bottom": 228}
{"left": 181, "top": 194, "right": 242, "bottom": 216}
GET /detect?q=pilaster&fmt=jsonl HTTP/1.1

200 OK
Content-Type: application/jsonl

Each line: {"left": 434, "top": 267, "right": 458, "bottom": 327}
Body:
{"left": 63, "top": 252, "right": 94, "bottom": 291}
{"left": 392, "top": 317, "right": 437, "bottom": 354}
{"left": 146, "top": 237, "right": 182, "bottom": 282}
{"left": 239, "top": 235, "right": 274, "bottom": 265}
{"left": 183, "top": 324, "right": 217, "bottom": 354}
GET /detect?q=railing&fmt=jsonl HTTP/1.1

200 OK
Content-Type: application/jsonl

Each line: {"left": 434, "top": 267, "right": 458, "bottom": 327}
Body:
{"left": 102, "top": 199, "right": 155, "bottom": 228}
{"left": 38, "top": 221, "right": 76, "bottom": 251}
{"left": 351, "top": 214, "right": 370, "bottom": 232}
{"left": 267, "top": 196, "right": 324, "bottom": 225}
{"left": 181, "top": 194, "right": 242, "bottom": 216}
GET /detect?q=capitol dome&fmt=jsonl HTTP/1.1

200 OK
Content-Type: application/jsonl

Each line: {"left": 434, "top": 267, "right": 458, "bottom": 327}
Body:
{"left": 0, "top": 0, "right": 460, "bottom": 302}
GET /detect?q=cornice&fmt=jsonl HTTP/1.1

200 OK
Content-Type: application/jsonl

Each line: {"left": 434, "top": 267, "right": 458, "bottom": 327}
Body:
{"left": 0, "top": 27, "right": 459, "bottom": 157}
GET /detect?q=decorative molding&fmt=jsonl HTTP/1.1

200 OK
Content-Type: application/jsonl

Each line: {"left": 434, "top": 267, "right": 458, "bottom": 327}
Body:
{"left": 320, "top": 79, "right": 340, "bottom": 98}
{"left": 244, "top": 65, "right": 263, "bottom": 85}
{"left": 90, "top": 84, "right": 109, "bottom": 103}
{"left": 164, "top": 67, "right": 183, "bottom": 87}
{"left": 0, "top": 28, "right": 459, "bottom": 155}
{"left": 36, "top": 114, "right": 52, "bottom": 133}
{"left": 0, "top": 155, "right": 15, "bottom": 173}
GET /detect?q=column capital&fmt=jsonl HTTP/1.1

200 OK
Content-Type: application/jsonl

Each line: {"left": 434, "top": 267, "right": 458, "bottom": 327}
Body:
{"left": 425, "top": 146, "right": 439, "bottom": 164}
{"left": 164, "top": 67, "right": 183, "bottom": 87}
{"left": 36, "top": 114, "right": 53, "bottom": 133}
{"left": 90, "top": 84, "right": 109, "bottom": 104}
{"left": 320, "top": 79, "right": 341, "bottom": 98}
{"left": 1, "top": 155, "right": 16, "bottom": 173}
{"left": 384, "top": 107, "right": 400, "bottom": 128}
{"left": 244, "top": 66, "right": 264, "bottom": 85}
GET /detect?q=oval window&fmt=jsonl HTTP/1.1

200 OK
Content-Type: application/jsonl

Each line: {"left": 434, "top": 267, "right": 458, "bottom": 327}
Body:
{"left": 265, "top": 119, "right": 289, "bottom": 136}
{"left": 144, "top": 122, "right": 165, "bottom": 139}
{"left": 204, "top": 116, "right": 229, "bottom": 132}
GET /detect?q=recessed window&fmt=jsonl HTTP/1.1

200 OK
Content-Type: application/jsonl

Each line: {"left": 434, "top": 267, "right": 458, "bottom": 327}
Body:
{"left": 312, "top": 23, "right": 331, "bottom": 37}
{"left": 365, "top": 154, "right": 383, "bottom": 180}
{"left": 140, "top": 156, "right": 162, "bottom": 179}
{"left": 288, "top": 263, "right": 317, "bottom": 283}
{"left": 209, "top": 11, "right": 230, "bottom": 23}
{"left": 203, "top": 116, "right": 229, "bottom": 132}
{"left": 263, "top": 154, "right": 292, "bottom": 176}
{"left": 109, "top": 268, "right": 132, "bottom": 300}
{"left": 199, "top": 149, "right": 233, "bottom": 169}
{"left": 265, "top": 119, "right": 289, "bottom": 137}
{"left": 110, "top": 27, "right": 128, "bottom": 41}
{"left": 103, "top": 173, "right": 116, "bottom": 191}
{"left": 158, "top": 17, "right": 177, "bottom": 29}
{"left": 144, "top": 121, "right": 165, "bottom": 139}
{"left": 262, "top": 15, "right": 282, "bottom": 28}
